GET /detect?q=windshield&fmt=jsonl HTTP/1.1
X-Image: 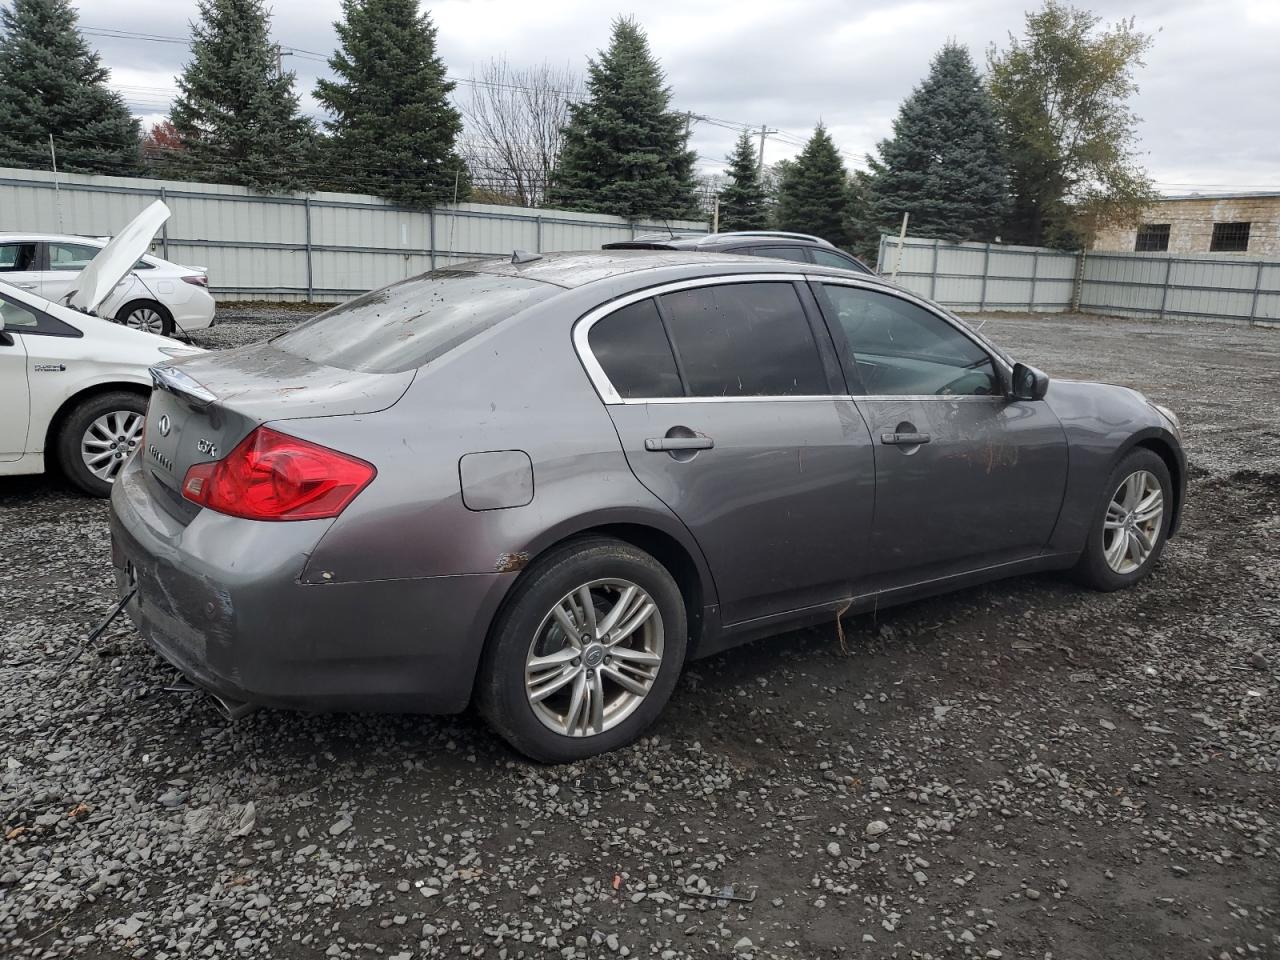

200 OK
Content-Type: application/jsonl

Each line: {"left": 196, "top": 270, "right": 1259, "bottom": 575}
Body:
{"left": 273, "top": 269, "right": 558, "bottom": 373}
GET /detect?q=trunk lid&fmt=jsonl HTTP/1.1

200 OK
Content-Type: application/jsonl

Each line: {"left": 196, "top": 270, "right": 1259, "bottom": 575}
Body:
{"left": 141, "top": 342, "right": 414, "bottom": 520}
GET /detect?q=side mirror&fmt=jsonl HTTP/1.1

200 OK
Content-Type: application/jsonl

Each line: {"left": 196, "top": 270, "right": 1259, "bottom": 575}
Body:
{"left": 1010, "top": 362, "right": 1049, "bottom": 401}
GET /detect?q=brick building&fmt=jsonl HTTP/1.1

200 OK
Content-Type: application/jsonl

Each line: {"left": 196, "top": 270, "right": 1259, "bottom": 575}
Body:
{"left": 1092, "top": 191, "right": 1280, "bottom": 256}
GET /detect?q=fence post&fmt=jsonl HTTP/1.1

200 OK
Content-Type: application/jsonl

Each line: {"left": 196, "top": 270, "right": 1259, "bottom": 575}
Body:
{"left": 1157, "top": 257, "right": 1173, "bottom": 320}
{"left": 535, "top": 215, "right": 543, "bottom": 254}
{"left": 1071, "top": 249, "right": 1086, "bottom": 312}
{"left": 929, "top": 239, "right": 939, "bottom": 300}
{"left": 158, "top": 186, "right": 169, "bottom": 259}
{"left": 979, "top": 242, "right": 990, "bottom": 311}
{"left": 1249, "top": 260, "right": 1264, "bottom": 325}
{"left": 428, "top": 208, "right": 436, "bottom": 271}
{"left": 303, "top": 196, "right": 314, "bottom": 304}
{"left": 1028, "top": 250, "right": 1039, "bottom": 311}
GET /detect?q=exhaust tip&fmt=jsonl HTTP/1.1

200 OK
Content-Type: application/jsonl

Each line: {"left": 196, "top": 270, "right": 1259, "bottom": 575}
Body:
{"left": 208, "top": 692, "right": 258, "bottom": 722}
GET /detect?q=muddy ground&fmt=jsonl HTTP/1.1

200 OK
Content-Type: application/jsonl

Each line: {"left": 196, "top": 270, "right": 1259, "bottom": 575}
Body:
{"left": 1, "top": 309, "right": 1277, "bottom": 959}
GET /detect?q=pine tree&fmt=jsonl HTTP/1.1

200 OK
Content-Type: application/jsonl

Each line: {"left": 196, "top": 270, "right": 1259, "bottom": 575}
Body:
{"left": 315, "top": 0, "right": 468, "bottom": 208}
{"left": 773, "top": 124, "right": 851, "bottom": 246}
{"left": 547, "top": 17, "right": 697, "bottom": 220}
{"left": 859, "top": 43, "right": 1008, "bottom": 249}
{"left": 170, "top": 0, "right": 315, "bottom": 192}
{"left": 0, "top": 0, "right": 139, "bottom": 174}
{"left": 717, "top": 131, "right": 767, "bottom": 231}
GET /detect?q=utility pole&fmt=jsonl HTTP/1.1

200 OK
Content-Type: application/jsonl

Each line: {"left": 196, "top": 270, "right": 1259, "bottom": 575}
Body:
{"left": 756, "top": 124, "right": 777, "bottom": 176}
{"left": 49, "top": 134, "right": 65, "bottom": 233}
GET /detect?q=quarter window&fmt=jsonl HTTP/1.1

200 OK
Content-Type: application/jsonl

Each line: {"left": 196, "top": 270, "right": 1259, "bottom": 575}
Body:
{"left": 744, "top": 245, "right": 809, "bottom": 263}
{"left": 810, "top": 248, "right": 867, "bottom": 273}
{"left": 587, "top": 299, "right": 683, "bottom": 399}
{"left": 819, "top": 285, "right": 997, "bottom": 397}
{"left": 0, "top": 242, "right": 38, "bottom": 272}
{"left": 659, "top": 282, "right": 827, "bottom": 397}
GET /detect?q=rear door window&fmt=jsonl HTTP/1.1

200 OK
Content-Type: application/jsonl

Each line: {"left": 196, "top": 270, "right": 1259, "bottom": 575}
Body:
{"left": 746, "top": 245, "right": 809, "bottom": 263}
{"left": 587, "top": 299, "right": 683, "bottom": 399}
{"left": 47, "top": 242, "right": 102, "bottom": 271}
{"left": 273, "top": 270, "right": 557, "bottom": 373}
{"left": 658, "top": 282, "right": 827, "bottom": 397}
{"left": 811, "top": 248, "right": 869, "bottom": 273}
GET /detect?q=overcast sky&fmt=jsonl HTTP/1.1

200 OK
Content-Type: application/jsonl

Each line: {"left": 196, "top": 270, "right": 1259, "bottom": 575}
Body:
{"left": 72, "top": 0, "right": 1280, "bottom": 194}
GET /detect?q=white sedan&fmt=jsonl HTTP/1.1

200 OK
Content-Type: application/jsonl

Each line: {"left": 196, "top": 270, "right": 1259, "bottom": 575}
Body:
{"left": 0, "top": 202, "right": 205, "bottom": 496}
{"left": 0, "top": 231, "right": 215, "bottom": 337}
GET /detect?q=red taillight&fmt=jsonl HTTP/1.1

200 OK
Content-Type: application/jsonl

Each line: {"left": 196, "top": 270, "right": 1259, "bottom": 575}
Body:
{"left": 181, "top": 274, "right": 209, "bottom": 287}
{"left": 181, "top": 427, "right": 375, "bottom": 521}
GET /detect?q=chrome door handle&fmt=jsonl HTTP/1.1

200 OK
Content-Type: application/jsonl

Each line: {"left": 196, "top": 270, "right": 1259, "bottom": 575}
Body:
{"left": 645, "top": 436, "right": 714, "bottom": 452}
{"left": 880, "top": 432, "right": 931, "bottom": 445}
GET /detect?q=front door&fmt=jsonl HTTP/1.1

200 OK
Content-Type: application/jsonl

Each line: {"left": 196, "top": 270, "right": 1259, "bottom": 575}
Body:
{"left": 813, "top": 281, "right": 1068, "bottom": 590}
{"left": 582, "top": 279, "right": 876, "bottom": 625}
{"left": 0, "top": 240, "right": 42, "bottom": 297}
{"left": 0, "top": 294, "right": 34, "bottom": 461}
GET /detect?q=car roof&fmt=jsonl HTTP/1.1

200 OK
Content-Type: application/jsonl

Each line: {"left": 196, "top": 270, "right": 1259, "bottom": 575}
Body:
{"left": 0, "top": 233, "right": 108, "bottom": 245}
{"left": 459, "top": 249, "right": 891, "bottom": 290}
{"left": 604, "top": 232, "right": 837, "bottom": 252}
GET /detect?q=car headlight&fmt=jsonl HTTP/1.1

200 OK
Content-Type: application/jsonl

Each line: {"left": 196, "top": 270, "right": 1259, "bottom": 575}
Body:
{"left": 1151, "top": 402, "right": 1181, "bottom": 434}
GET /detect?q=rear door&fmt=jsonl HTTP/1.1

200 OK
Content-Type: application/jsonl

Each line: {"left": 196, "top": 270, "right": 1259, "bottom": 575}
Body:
{"left": 43, "top": 240, "right": 106, "bottom": 305}
{"left": 813, "top": 280, "right": 1067, "bottom": 590}
{"left": 0, "top": 240, "right": 42, "bottom": 296}
{"left": 582, "top": 277, "right": 876, "bottom": 625}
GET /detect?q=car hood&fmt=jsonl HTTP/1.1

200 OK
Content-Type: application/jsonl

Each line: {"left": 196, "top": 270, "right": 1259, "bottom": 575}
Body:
{"left": 66, "top": 200, "right": 170, "bottom": 313}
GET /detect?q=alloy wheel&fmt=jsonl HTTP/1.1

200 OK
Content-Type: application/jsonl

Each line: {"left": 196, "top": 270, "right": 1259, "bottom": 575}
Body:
{"left": 1102, "top": 469, "right": 1164, "bottom": 574}
{"left": 524, "top": 579, "right": 665, "bottom": 738}
{"left": 124, "top": 306, "right": 166, "bottom": 334}
{"left": 81, "top": 410, "right": 143, "bottom": 483}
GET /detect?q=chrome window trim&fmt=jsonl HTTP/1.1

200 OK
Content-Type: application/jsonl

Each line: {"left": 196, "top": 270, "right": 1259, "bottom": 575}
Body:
{"left": 573, "top": 271, "right": 1013, "bottom": 406}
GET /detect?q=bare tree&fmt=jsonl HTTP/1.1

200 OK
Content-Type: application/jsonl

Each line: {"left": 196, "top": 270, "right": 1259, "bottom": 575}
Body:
{"left": 459, "top": 58, "right": 582, "bottom": 208}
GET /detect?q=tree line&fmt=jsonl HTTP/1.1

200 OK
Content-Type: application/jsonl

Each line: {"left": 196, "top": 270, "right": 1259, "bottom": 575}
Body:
{"left": 0, "top": 0, "right": 1153, "bottom": 250}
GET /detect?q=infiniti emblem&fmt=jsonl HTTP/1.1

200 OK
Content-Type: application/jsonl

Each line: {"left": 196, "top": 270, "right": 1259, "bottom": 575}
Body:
{"left": 157, "top": 414, "right": 171, "bottom": 437}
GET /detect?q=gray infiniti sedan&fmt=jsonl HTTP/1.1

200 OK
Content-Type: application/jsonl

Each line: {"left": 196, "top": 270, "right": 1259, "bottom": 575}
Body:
{"left": 110, "top": 251, "right": 1185, "bottom": 761}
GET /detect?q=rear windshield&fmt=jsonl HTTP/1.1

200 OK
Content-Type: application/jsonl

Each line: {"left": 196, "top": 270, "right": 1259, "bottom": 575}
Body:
{"left": 273, "top": 269, "right": 557, "bottom": 373}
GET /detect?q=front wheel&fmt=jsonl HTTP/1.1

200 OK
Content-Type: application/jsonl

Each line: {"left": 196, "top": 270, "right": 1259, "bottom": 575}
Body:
{"left": 1073, "top": 448, "right": 1172, "bottom": 591}
{"left": 478, "top": 538, "right": 687, "bottom": 762}
{"left": 56, "top": 391, "right": 147, "bottom": 497}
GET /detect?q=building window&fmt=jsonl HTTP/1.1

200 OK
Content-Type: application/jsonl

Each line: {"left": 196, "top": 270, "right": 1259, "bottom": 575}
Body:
{"left": 1134, "top": 224, "right": 1170, "bottom": 252}
{"left": 1210, "top": 222, "right": 1251, "bottom": 252}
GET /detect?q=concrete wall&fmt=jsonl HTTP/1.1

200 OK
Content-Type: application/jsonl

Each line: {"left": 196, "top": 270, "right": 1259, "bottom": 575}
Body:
{"left": 0, "top": 167, "right": 708, "bottom": 301}
{"left": 1093, "top": 193, "right": 1280, "bottom": 256}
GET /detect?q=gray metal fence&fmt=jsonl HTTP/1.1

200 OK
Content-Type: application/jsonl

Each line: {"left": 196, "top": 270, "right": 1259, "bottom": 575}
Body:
{"left": 0, "top": 167, "right": 708, "bottom": 301}
{"left": 877, "top": 234, "right": 1280, "bottom": 327}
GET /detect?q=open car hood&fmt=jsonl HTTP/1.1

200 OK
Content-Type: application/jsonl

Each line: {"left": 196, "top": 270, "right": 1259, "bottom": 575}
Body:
{"left": 66, "top": 200, "right": 170, "bottom": 313}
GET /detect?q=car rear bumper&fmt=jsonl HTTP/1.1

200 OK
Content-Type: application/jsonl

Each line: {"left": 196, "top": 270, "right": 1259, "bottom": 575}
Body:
{"left": 108, "top": 458, "right": 510, "bottom": 714}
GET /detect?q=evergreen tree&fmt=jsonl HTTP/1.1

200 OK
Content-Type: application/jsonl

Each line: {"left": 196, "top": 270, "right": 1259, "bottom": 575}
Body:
{"left": 717, "top": 131, "right": 767, "bottom": 231}
{"left": 0, "top": 0, "right": 139, "bottom": 174}
{"left": 315, "top": 0, "right": 468, "bottom": 207}
{"left": 170, "top": 0, "right": 315, "bottom": 192}
{"left": 859, "top": 43, "right": 1008, "bottom": 250}
{"left": 773, "top": 124, "right": 850, "bottom": 246}
{"left": 547, "top": 17, "right": 697, "bottom": 220}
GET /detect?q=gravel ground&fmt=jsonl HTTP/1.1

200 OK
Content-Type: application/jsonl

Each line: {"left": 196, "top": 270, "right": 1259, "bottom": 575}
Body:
{"left": 1, "top": 308, "right": 1277, "bottom": 959}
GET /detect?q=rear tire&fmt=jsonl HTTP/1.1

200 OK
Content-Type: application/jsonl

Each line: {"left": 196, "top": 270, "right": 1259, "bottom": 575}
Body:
{"left": 1073, "top": 448, "right": 1172, "bottom": 591}
{"left": 56, "top": 391, "right": 147, "bottom": 497}
{"left": 116, "top": 299, "right": 174, "bottom": 337}
{"left": 477, "top": 537, "right": 687, "bottom": 762}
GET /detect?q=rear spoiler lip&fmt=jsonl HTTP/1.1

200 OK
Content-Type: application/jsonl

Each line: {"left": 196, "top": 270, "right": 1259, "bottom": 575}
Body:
{"left": 601, "top": 241, "right": 680, "bottom": 250}
{"left": 150, "top": 363, "right": 217, "bottom": 408}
